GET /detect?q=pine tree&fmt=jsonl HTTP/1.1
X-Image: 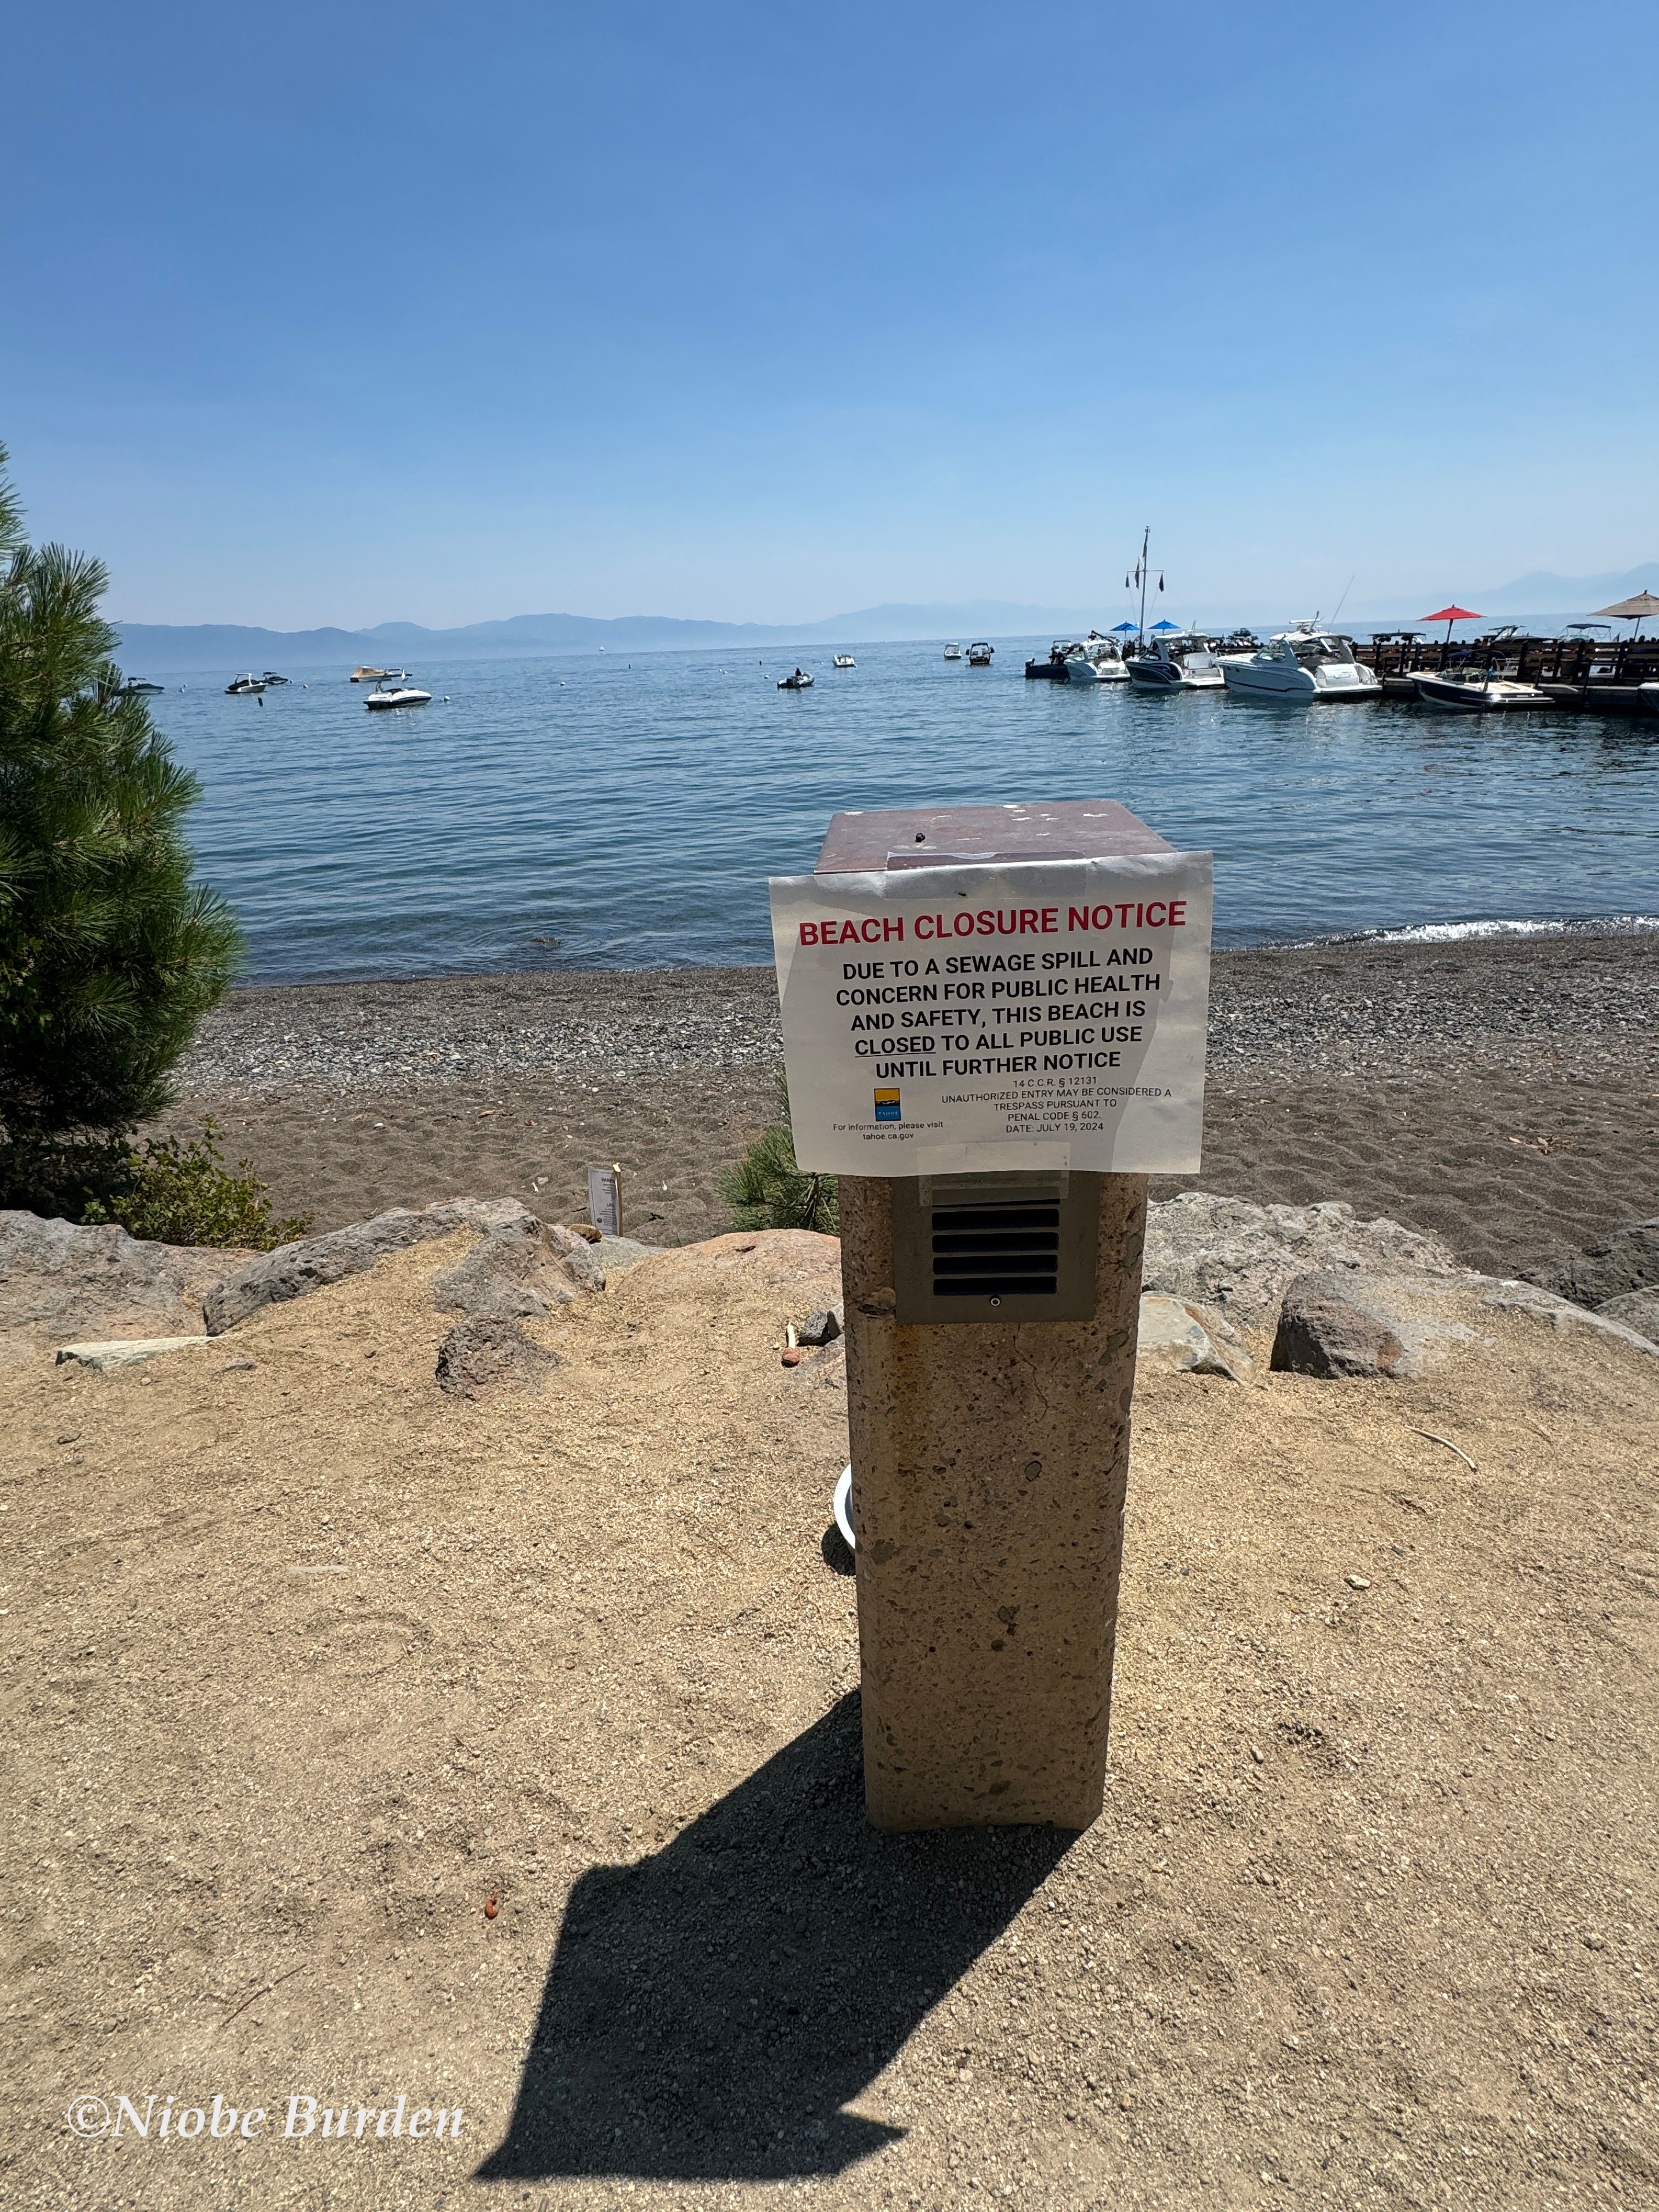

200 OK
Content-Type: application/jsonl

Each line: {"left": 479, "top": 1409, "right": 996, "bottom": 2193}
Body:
{"left": 0, "top": 443, "right": 242, "bottom": 1207}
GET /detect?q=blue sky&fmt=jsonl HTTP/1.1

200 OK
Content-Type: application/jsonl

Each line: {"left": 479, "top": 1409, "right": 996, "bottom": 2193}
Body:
{"left": 5, "top": 0, "right": 1654, "bottom": 628}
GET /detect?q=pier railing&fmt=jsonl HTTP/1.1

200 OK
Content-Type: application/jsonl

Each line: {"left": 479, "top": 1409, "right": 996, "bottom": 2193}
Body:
{"left": 1359, "top": 632, "right": 1659, "bottom": 686}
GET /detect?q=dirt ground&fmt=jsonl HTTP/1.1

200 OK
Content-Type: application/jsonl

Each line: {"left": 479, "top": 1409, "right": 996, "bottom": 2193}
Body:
{"left": 7, "top": 1227, "right": 1658, "bottom": 2210}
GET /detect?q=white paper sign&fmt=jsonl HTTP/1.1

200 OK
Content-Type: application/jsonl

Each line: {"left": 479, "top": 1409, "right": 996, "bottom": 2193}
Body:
{"left": 770, "top": 851, "right": 1212, "bottom": 1176}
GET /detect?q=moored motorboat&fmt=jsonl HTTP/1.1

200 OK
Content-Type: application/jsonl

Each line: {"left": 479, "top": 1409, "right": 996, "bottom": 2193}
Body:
{"left": 778, "top": 667, "right": 815, "bottom": 690}
{"left": 1025, "top": 641, "right": 1074, "bottom": 680}
{"left": 1221, "top": 627, "right": 1380, "bottom": 701}
{"left": 260, "top": 670, "right": 290, "bottom": 686}
{"left": 1126, "top": 633, "right": 1225, "bottom": 690}
{"left": 364, "top": 680, "right": 432, "bottom": 709}
{"left": 351, "top": 665, "right": 389, "bottom": 682}
{"left": 832, "top": 653, "right": 855, "bottom": 668}
{"left": 966, "top": 641, "right": 994, "bottom": 665}
{"left": 120, "top": 678, "right": 165, "bottom": 695}
{"left": 943, "top": 642, "right": 962, "bottom": 661}
{"left": 1064, "top": 631, "right": 1131, "bottom": 684}
{"left": 1639, "top": 682, "right": 1659, "bottom": 717}
{"left": 1412, "top": 672, "right": 1551, "bottom": 711}
{"left": 225, "top": 672, "right": 267, "bottom": 694}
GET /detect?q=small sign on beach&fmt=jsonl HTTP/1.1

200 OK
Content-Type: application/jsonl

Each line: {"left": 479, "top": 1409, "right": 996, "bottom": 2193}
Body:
{"left": 770, "top": 826, "right": 1213, "bottom": 1177}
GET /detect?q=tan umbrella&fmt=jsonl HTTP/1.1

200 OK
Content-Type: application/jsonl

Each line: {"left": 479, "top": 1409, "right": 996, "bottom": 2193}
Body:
{"left": 1592, "top": 589, "right": 1659, "bottom": 637}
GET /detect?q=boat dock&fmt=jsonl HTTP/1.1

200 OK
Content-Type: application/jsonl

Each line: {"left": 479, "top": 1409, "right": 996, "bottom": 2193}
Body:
{"left": 1359, "top": 631, "right": 1659, "bottom": 714}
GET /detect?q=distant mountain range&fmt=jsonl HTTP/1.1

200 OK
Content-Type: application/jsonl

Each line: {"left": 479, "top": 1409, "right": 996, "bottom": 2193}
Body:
{"left": 111, "top": 571, "right": 1659, "bottom": 672}
{"left": 109, "top": 601, "right": 1103, "bottom": 672}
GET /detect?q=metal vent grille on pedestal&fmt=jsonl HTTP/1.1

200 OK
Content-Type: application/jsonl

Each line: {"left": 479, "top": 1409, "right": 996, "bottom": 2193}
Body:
{"left": 891, "top": 1172, "right": 1099, "bottom": 1325}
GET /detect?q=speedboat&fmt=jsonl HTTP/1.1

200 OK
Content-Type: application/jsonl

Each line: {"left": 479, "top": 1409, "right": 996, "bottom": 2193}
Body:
{"left": 351, "top": 665, "right": 390, "bottom": 682}
{"left": 943, "top": 642, "right": 962, "bottom": 661}
{"left": 1126, "top": 634, "right": 1224, "bottom": 690}
{"left": 225, "top": 673, "right": 267, "bottom": 694}
{"left": 778, "top": 667, "right": 814, "bottom": 690}
{"left": 120, "top": 678, "right": 165, "bottom": 695}
{"left": 1064, "top": 631, "right": 1131, "bottom": 685}
{"left": 966, "top": 641, "right": 994, "bottom": 665}
{"left": 1413, "top": 672, "right": 1551, "bottom": 711}
{"left": 260, "top": 670, "right": 290, "bottom": 687}
{"left": 1025, "top": 641, "right": 1074, "bottom": 680}
{"left": 832, "top": 653, "right": 855, "bottom": 668}
{"left": 1221, "top": 628, "right": 1381, "bottom": 701}
{"left": 364, "top": 680, "right": 432, "bottom": 709}
{"left": 1640, "top": 682, "right": 1659, "bottom": 718}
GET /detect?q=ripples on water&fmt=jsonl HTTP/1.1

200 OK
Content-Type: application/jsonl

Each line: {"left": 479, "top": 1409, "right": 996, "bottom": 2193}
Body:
{"left": 153, "top": 642, "right": 1659, "bottom": 983}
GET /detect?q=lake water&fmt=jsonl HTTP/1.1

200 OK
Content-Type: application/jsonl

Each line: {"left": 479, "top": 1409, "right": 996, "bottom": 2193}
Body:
{"left": 152, "top": 641, "right": 1659, "bottom": 983}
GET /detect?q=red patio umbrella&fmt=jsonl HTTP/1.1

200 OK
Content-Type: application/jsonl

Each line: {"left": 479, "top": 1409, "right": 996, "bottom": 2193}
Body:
{"left": 1421, "top": 605, "right": 1482, "bottom": 645}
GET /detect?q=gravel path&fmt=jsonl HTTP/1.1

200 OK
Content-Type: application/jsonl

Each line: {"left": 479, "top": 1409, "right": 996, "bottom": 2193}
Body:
{"left": 180, "top": 933, "right": 1659, "bottom": 1094}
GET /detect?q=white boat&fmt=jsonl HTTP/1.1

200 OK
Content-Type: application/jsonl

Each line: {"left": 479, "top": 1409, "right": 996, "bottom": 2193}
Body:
{"left": 1063, "top": 631, "right": 1131, "bottom": 685}
{"left": 778, "top": 667, "right": 815, "bottom": 690}
{"left": 1221, "top": 627, "right": 1381, "bottom": 701}
{"left": 260, "top": 670, "right": 290, "bottom": 687}
{"left": 833, "top": 653, "right": 855, "bottom": 669}
{"left": 1412, "top": 672, "right": 1551, "bottom": 712}
{"left": 1126, "top": 634, "right": 1225, "bottom": 690}
{"left": 966, "top": 641, "right": 994, "bottom": 665}
{"left": 120, "top": 678, "right": 165, "bottom": 695}
{"left": 943, "top": 642, "right": 962, "bottom": 661}
{"left": 364, "top": 680, "right": 432, "bottom": 709}
{"left": 225, "top": 672, "right": 267, "bottom": 694}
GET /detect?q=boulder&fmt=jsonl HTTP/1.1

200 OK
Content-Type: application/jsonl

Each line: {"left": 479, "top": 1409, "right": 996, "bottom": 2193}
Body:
{"left": 590, "top": 1234, "right": 661, "bottom": 1278}
{"left": 433, "top": 1222, "right": 593, "bottom": 1320}
{"left": 1143, "top": 1194, "right": 1458, "bottom": 1336}
{"left": 1, "top": 1210, "right": 246, "bottom": 1356}
{"left": 204, "top": 1198, "right": 535, "bottom": 1335}
{"left": 435, "top": 1316, "right": 557, "bottom": 1400}
{"left": 1481, "top": 1280, "right": 1659, "bottom": 1357}
{"left": 1272, "top": 1273, "right": 1408, "bottom": 1380}
{"left": 1597, "top": 1288, "right": 1659, "bottom": 1344}
{"left": 1521, "top": 1220, "right": 1659, "bottom": 1310}
{"left": 1137, "top": 1293, "right": 1252, "bottom": 1381}
{"left": 1271, "top": 1269, "right": 1480, "bottom": 1380}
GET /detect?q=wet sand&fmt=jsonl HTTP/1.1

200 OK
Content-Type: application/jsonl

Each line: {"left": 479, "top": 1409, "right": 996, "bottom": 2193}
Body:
{"left": 162, "top": 933, "right": 1659, "bottom": 1279}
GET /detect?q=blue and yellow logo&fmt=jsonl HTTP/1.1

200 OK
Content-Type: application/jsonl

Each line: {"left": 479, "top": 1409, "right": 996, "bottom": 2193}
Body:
{"left": 873, "top": 1087, "right": 901, "bottom": 1122}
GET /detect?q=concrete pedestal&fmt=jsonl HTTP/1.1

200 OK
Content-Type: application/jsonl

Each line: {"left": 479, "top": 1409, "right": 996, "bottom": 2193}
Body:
{"left": 842, "top": 1172, "right": 1149, "bottom": 1832}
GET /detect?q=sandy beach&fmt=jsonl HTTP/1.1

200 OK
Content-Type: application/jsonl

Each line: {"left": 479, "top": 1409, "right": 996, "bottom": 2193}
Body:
{"left": 162, "top": 932, "right": 1659, "bottom": 1279}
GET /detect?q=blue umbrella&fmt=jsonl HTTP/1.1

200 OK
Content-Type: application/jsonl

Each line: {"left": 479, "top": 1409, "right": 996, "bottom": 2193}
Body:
{"left": 1110, "top": 621, "right": 1137, "bottom": 634}
{"left": 1150, "top": 619, "right": 1181, "bottom": 633}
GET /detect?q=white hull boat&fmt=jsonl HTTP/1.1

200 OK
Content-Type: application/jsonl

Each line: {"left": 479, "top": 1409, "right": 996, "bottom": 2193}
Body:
{"left": 225, "top": 672, "right": 266, "bottom": 694}
{"left": 832, "top": 653, "right": 855, "bottom": 668}
{"left": 943, "top": 642, "right": 962, "bottom": 661}
{"left": 1413, "top": 673, "right": 1551, "bottom": 712}
{"left": 365, "top": 682, "right": 432, "bottom": 709}
{"left": 778, "top": 668, "right": 814, "bottom": 690}
{"left": 1064, "top": 631, "right": 1131, "bottom": 684}
{"left": 1221, "top": 628, "right": 1380, "bottom": 701}
{"left": 1127, "top": 635, "right": 1225, "bottom": 690}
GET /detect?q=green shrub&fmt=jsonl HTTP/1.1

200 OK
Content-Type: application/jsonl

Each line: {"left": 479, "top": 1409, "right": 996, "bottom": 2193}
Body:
{"left": 81, "top": 1120, "right": 310, "bottom": 1249}
{"left": 719, "top": 1078, "right": 838, "bottom": 1234}
{"left": 0, "top": 441, "right": 241, "bottom": 1180}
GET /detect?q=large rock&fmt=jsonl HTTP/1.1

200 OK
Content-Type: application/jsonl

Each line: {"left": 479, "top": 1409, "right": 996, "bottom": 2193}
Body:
{"left": 1272, "top": 1273, "right": 1412, "bottom": 1380}
{"left": 55, "top": 1336, "right": 208, "bottom": 1373}
{"left": 1521, "top": 1220, "right": 1659, "bottom": 1310}
{"left": 0, "top": 1210, "right": 245, "bottom": 1356}
{"left": 204, "top": 1198, "right": 535, "bottom": 1335}
{"left": 435, "top": 1316, "right": 556, "bottom": 1399}
{"left": 1597, "top": 1288, "right": 1659, "bottom": 1343}
{"left": 1137, "top": 1293, "right": 1253, "bottom": 1381}
{"left": 433, "top": 1221, "right": 597, "bottom": 1320}
{"left": 1143, "top": 1194, "right": 1458, "bottom": 1336}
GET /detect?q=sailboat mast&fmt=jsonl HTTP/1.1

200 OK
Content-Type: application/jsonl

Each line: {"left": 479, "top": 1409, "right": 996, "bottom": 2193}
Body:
{"left": 1137, "top": 527, "right": 1150, "bottom": 642}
